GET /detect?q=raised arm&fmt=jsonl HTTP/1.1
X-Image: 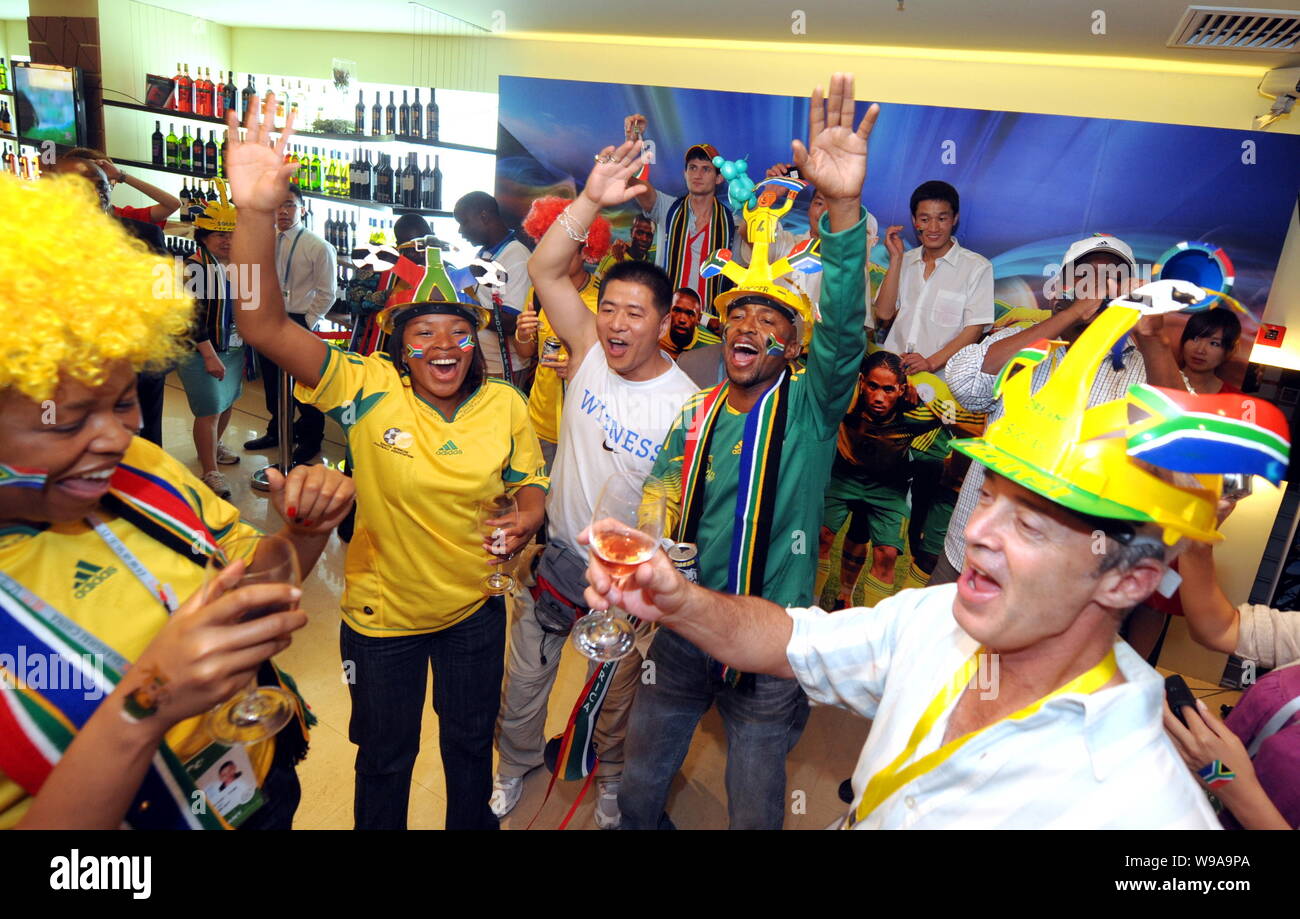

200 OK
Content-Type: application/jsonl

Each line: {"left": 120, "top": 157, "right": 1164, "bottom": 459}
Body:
{"left": 624, "top": 114, "right": 657, "bottom": 212}
{"left": 100, "top": 159, "right": 181, "bottom": 222}
{"left": 527, "top": 140, "right": 647, "bottom": 374}
{"left": 791, "top": 73, "right": 879, "bottom": 425}
{"left": 224, "top": 94, "right": 328, "bottom": 387}
{"left": 1177, "top": 541, "right": 1241, "bottom": 655}
{"left": 872, "top": 226, "right": 904, "bottom": 323}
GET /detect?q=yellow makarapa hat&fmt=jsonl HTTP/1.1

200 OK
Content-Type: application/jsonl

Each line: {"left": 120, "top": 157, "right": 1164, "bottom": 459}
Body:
{"left": 952, "top": 279, "right": 1291, "bottom": 545}
{"left": 701, "top": 176, "right": 822, "bottom": 345}
{"left": 192, "top": 178, "right": 237, "bottom": 232}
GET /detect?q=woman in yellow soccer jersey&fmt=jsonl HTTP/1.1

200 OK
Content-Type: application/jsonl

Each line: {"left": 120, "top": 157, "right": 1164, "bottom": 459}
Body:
{"left": 225, "top": 95, "right": 548, "bottom": 830}
{"left": 0, "top": 174, "right": 355, "bottom": 830}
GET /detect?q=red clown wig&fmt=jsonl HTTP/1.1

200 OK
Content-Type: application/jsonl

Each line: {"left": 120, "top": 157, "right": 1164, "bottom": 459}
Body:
{"left": 522, "top": 196, "right": 612, "bottom": 263}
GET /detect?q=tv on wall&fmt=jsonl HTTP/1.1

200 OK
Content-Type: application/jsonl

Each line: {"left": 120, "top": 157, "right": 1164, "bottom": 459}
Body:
{"left": 13, "top": 62, "right": 87, "bottom": 146}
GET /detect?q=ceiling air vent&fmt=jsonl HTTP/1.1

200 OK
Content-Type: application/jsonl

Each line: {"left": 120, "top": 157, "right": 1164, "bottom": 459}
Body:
{"left": 1167, "top": 6, "right": 1300, "bottom": 51}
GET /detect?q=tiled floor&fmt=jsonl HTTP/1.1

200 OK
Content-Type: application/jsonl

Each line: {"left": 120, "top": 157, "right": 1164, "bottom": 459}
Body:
{"left": 160, "top": 374, "right": 868, "bottom": 830}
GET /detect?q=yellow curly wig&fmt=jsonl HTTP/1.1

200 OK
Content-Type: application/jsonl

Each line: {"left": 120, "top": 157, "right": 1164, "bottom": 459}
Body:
{"left": 0, "top": 174, "right": 194, "bottom": 402}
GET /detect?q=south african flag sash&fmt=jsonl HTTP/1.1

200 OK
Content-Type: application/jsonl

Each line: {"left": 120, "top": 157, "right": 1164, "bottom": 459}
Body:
{"left": 0, "top": 459, "right": 307, "bottom": 829}
{"left": 680, "top": 371, "right": 791, "bottom": 686}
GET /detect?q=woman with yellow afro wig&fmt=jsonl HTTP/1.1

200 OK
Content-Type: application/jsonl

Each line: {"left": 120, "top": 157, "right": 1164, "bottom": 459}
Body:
{"left": 0, "top": 173, "right": 355, "bottom": 829}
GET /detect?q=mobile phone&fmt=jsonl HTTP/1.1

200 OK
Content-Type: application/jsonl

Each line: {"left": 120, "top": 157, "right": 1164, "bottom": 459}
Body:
{"left": 1222, "top": 473, "right": 1253, "bottom": 502}
{"left": 1165, "top": 674, "right": 1197, "bottom": 728}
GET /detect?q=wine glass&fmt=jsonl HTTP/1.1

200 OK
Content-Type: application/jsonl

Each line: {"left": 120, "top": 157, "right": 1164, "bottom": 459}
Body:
{"left": 478, "top": 494, "right": 518, "bottom": 595}
{"left": 572, "top": 471, "right": 667, "bottom": 662}
{"left": 202, "top": 534, "right": 301, "bottom": 746}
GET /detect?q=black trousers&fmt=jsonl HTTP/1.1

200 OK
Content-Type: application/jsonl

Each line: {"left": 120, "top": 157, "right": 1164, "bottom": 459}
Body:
{"left": 136, "top": 371, "right": 167, "bottom": 447}
{"left": 256, "top": 313, "right": 325, "bottom": 453}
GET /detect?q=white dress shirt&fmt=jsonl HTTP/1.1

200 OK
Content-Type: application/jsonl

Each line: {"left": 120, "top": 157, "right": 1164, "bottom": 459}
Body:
{"left": 786, "top": 584, "right": 1220, "bottom": 830}
{"left": 276, "top": 224, "right": 337, "bottom": 329}
{"left": 882, "top": 238, "right": 994, "bottom": 366}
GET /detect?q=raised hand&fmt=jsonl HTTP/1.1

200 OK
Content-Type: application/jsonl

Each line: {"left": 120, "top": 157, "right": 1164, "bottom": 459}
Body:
{"left": 223, "top": 92, "right": 298, "bottom": 213}
{"left": 884, "top": 225, "right": 905, "bottom": 261}
{"left": 791, "top": 73, "right": 879, "bottom": 204}
{"left": 624, "top": 113, "right": 647, "bottom": 141}
{"left": 580, "top": 141, "right": 649, "bottom": 209}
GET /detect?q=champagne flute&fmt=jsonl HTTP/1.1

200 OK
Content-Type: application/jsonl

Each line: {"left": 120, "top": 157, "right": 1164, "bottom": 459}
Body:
{"left": 478, "top": 494, "right": 518, "bottom": 595}
{"left": 202, "top": 533, "right": 301, "bottom": 746}
{"left": 573, "top": 471, "right": 667, "bottom": 662}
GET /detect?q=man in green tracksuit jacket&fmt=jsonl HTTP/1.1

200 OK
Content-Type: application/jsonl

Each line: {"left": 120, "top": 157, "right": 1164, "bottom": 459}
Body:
{"left": 619, "top": 73, "right": 879, "bottom": 829}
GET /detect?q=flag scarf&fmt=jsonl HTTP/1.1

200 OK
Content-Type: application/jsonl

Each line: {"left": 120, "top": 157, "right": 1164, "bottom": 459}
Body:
{"left": 0, "top": 461, "right": 309, "bottom": 828}
{"left": 679, "top": 372, "right": 791, "bottom": 685}
{"left": 664, "top": 196, "right": 733, "bottom": 307}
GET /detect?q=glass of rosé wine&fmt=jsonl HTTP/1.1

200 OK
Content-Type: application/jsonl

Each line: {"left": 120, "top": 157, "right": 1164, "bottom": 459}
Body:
{"left": 572, "top": 471, "right": 667, "bottom": 662}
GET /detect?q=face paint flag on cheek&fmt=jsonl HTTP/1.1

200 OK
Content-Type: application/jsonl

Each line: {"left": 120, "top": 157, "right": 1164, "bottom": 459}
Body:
{"left": 0, "top": 463, "right": 48, "bottom": 489}
{"left": 456, "top": 335, "right": 475, "bottom": 352}
{"left": 765, "top": 333, "right": 787, "bottom": 357}
{"left": 405, "top": 344, "right": 424, "bottom": 360}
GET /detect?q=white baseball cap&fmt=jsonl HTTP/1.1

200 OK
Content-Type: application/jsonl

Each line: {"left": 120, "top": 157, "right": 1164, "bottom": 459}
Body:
{"left": 1059, "top": 234, "right": 1135, "bottom": 272}
{"left": 1053, "top": 234, "right": 1136, "bottom": 299}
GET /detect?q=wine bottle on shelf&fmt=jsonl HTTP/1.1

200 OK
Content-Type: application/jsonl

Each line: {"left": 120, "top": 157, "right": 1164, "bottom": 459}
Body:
{"left": 355, "top": 90, "right": 365, "bottom": 135}
{"left": 432, "top": 154, "right": 442, "bottom": 210}
{"left": 385, "top": 92, "right": 396, "bottom": 135}
{"left": 426, "top": 89, "right": 439, "bottom": 142}
{"left": 175, "top": 63, "right": 191, "bottom": 113}
{"left": 4, "top": 144, "right": 16, "bottom": 175}
{"left": 179, "top": 180, "right": 192, "bottom": 221}
{"left": 398, "top": 90, "right": 410, "bottom": 137}
{"left": 404, "top": 153, "right": 419, "bottom": 208}
{"left": 419, "top": 155, "right": 432, "bottom": 209}
{"left": 347, "top": 150, "right": 358, "bottom": 198}
{"left": 241, "top": 74, "right": 257, "bottom": 120}
{"left": 360, "top": 150, "right": 374, "bottom": 201}
{"left": 164, "top": 123, "right": 179, "bottom": 169}
{"left": 294, "top": 146, "right": 308, "bottom": 187}
{"left": 220, "top": 132, "right": 229, "bottom": 178}
{"left": 376, "top": 153, "right": 393, "bottom": 205}
{"left": 0, "top": 101, "right": 10, "bottom": 134}
{"left": 205, "top": 179, "right": 217, "bottom": 202}
{"left": 179, "top": 125, "right": 193, "bottom": 172}
{"left": 223, "top": 75, "right": 237, "bottom": 117}
{"left": 309, "top": 148, "right": 322, "bottom": 192}
{"left": 276, "top": 79, "right": 287, "bottom": 128}
{"left": 391, "top": 156, "right": 405, "bottom": 206}
{"left": 349, "top": 213, "right": 358, "bottom": 252}
{"left": 411, "top": 89, "right": 422, "bottom": 139}
{"left": 214, "top": 71, "right": 227, "bottom": 119}
{"left": 205, "top": 130, "right": 218, "bottom": 177}
{"left": 371, "top": 93, "right": 383, "bottom": 138}
{"left": 197, "top": 68, "right": 213, "bottom": 116}
{"left": 324, "top": 209, "right": 334, "bottom": 249}
{"left": 191, "top": 131, "right": 205, "bottom": 175}
{"left": 0, "top": 58, "right": 8, "bottom": 93}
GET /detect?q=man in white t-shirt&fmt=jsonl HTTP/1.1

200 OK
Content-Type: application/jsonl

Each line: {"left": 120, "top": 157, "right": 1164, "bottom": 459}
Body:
{"left": 578, "top": 291, "right": 1250, "bottom": 830}
{"left": 490, "top": 148, "right": 699, "bottom": 829}
{"left": 454, "top": 191, "right": 533, "bottom": 385}
{"left": 874, "top": 180, "right": 993, "bottom": 379}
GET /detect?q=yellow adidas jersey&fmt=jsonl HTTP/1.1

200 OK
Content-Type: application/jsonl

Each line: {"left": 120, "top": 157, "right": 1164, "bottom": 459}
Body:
{"left": 297, "top": 345, "right": 549, "bottom": 636}
{"left": 526, "top": 277, "right": 600, "bottom": 445}
{"left": 0, "top": 437, "right": 271, "bottom": 828}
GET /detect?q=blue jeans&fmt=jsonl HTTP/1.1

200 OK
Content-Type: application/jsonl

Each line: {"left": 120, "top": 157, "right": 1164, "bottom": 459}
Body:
{"left": 619, "top": 627, "right": 809, "bottom": 829}
{"left": 341, "top": 597, "right": 505, "bottom": 830}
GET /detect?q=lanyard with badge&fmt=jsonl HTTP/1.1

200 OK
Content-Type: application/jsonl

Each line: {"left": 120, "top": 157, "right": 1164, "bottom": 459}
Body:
{"left": 842, "top": 644, "right": 1119, "bottom": 828}
{"left": 84, "top": 514, "right": 266, "bottom": 825}
{"left": 279, "top": 226, "right": 306, "bottom": 316}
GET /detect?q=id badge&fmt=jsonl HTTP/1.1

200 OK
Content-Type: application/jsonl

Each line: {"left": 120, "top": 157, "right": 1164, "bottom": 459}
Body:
{"left": 185, "top": 741, "right": 264, "bottom": 827}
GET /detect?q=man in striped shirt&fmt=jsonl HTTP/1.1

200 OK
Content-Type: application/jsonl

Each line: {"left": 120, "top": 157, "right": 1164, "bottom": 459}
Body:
{"left": 930, "top": 236, "right": 1182, "bottom": 585}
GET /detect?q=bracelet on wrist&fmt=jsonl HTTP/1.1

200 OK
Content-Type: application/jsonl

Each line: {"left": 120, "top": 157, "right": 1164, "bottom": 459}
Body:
{"left": 556, "top": 207, "right": 590, "bottom": 245}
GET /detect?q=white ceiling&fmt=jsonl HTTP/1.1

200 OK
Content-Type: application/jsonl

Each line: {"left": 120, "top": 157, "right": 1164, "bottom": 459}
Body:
{"left": 13, "top": 0, "right": 1300, "bottom": 66}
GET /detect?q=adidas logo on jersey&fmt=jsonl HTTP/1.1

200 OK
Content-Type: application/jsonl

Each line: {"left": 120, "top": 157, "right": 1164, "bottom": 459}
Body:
{"left": 73, "top": 560, "right": 118, "bottom": 599}
{"left": 435, "top": 440, "right": 462, "bottom": 456}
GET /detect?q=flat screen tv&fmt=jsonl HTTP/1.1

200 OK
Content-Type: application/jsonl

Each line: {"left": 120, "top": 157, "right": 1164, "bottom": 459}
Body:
{"left": 13, "top": 62, "right": 87, "bottom": 146}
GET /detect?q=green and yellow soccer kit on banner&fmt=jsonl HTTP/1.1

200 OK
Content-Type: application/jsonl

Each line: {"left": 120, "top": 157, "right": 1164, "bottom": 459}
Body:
{"left": 296, "top": 345, "right": 549, "bottom": 636}
{"left": 651, "top": 209, "right": 870, "bottom": 608}
{"left": 0, "top": 438, "right": 307, "bottom": 829}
